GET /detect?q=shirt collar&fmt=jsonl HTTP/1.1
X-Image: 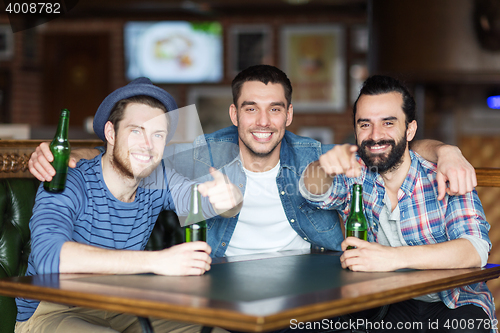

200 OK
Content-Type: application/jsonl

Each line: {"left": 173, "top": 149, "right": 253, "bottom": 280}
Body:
{"left": 399, "top": 150, "right": 420, "bottom": 198}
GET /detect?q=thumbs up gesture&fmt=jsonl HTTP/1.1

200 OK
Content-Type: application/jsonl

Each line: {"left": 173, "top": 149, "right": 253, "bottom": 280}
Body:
{"left": 198, "top": 167, "right": 243, "bottom": 218}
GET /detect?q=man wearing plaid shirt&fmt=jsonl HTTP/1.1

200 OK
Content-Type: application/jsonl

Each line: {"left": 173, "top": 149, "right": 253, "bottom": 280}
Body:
{"left": 300, "top": 75, "right": 494, "bottom": 332}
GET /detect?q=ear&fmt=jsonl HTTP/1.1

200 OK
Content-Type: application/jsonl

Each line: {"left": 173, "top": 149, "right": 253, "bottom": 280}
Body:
{"left": 229, "top": 104, "right": 238, "bottom": 127}
{"left": 406, "top": 120, "right": 417, "bottom": 141}
{"left": 104, "top": 121, "right": 116, "bottom": 146}
{"left": 285, "top": 104, "right": 294, "bottom": 127}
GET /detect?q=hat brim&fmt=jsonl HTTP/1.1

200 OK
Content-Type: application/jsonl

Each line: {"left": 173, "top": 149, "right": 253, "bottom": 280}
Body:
{"left": 93, "top": 79, "right": 179, "bottom": 144}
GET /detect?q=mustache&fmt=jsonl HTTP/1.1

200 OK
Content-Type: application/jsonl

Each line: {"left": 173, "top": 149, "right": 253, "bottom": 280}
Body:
{"left": 360, "top": 139, "right": 396, "bottom": 149}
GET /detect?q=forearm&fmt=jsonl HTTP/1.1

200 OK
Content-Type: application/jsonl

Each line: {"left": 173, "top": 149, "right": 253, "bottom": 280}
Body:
{"left": 59, "top": 241, "right": 156, "bottom": 274}
{"left": 303, "top": 160, "right": 335, "bottom": 195}
{"left": 410, "top": 139, "right": 447, "bottom": 163}
{"left": 394, "top": 238, "right": 481, "bottom": 270}
{"left": 411, "top": 139, "right": 465, "bottom": 164}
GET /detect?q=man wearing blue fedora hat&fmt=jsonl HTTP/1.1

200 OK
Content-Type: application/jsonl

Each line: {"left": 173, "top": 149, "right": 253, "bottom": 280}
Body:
{"left": 30, "top": 65, "right": 477, "bottom": 258}
{"left": 15, "top": 78, "right": 241, "bottom": 333}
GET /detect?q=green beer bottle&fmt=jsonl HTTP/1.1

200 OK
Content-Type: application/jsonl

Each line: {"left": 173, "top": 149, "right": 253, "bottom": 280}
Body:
{"left": 184, "top": 184, "right": 207, "bottom": 242}
{"left": 345, "top": 184, "right": 368, "bottom": 250}
{"left": 43, "top": 109, "right": 71, "bottom": 193}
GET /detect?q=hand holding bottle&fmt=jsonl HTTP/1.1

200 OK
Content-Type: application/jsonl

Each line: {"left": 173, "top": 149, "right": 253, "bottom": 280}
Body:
{"left": 29, "top": 142, "right": 100, "bottom": 182}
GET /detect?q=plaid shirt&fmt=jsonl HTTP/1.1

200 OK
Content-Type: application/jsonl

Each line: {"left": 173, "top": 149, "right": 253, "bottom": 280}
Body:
{"left": 317, "top": 150, "right": 495, "bottom": 323}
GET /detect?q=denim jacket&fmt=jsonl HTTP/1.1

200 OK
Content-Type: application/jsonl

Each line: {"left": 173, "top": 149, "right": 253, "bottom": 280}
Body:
{"left": 164, "top": 125, "right": 343, "bottom": 257}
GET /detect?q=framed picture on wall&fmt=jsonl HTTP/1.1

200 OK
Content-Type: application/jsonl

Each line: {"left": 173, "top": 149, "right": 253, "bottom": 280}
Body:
{"left": 229, "top": 25, "right": 272, "bottom": 77}
{"left": 281, "top": 25, "right": 345, "bottom": 112}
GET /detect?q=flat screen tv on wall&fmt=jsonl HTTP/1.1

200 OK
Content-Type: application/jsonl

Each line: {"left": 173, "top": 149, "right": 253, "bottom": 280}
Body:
{"left": 124, "top": 21, "right": 223, "bottom": 83}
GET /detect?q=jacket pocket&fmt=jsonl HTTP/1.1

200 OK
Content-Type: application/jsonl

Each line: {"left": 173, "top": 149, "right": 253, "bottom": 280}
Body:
{"left": 298, "top": 201, "right": 339, "bottom": 233}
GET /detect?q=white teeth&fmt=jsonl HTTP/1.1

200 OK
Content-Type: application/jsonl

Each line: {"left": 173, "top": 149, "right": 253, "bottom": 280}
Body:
{"left": 133, "top": 154, "right": 151, "bottom": 161}
{"left": 371, "top": 145, "right": 386, "bottom": 150}
{"left": 253, "top": 132, "right": 271, "bottom": 139}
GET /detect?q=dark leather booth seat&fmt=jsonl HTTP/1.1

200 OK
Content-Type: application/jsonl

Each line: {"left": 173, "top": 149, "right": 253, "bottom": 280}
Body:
{"left": 0, "top": 178, "right": 183, "bottom": 333}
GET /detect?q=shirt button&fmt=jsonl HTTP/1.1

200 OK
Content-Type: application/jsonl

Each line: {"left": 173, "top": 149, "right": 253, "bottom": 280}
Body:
{"left": 290, "top": 219, "right": 295, "bottom": 223}
{"left": 303, "top": 237, "right": 308, "bottom": 241}
{"left": 221, "top": 242, "right": 226, "bottom": 247}
{"left": 239, "top": 183, "right": 243, "bottom": 188}
{"left": 317, "top": 207, "right": 320, "bottom": 209}
{"left": 281, "top": 191, "right": 285, "bottom": 195}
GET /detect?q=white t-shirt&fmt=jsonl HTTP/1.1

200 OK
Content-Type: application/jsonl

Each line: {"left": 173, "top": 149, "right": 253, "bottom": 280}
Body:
{"left": 225, "top": 161, "right": 310, "bottom": 256}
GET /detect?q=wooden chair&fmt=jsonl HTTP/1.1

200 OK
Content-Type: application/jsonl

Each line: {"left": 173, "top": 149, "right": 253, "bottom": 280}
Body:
{"left": 476, "top": 168, "right": 500, "bottom": 187}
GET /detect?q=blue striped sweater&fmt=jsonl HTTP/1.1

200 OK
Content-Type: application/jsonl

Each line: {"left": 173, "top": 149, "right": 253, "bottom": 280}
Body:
{"left": 16, "top": 154, "right": 207, "bottom": 322}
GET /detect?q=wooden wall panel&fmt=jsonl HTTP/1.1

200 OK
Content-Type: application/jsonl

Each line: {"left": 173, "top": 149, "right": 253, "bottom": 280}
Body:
{"left": 460, "top": 135, "right": 500, "bottom": 317}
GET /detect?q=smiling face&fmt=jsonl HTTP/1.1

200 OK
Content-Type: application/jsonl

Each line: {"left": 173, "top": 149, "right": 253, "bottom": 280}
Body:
{"left": 106, "top": 103, "right": 168, "bottom": 180}
{"left": 229, "top": 81, "right": 293, "bottom": 171}
{"left": 355, "top": 92, "right": 417, "bottom": 174}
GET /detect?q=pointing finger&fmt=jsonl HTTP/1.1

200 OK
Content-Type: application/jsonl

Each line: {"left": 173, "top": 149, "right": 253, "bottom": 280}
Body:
{"left": 209, "top": 167, "right": 227, "bottom": 184}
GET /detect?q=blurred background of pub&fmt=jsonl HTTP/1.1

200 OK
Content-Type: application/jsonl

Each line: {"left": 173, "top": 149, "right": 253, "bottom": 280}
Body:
{"left": 2, "top": 0, "right": 500, "bottom": 314}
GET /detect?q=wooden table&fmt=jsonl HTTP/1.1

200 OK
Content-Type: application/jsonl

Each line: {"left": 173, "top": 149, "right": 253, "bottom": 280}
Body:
{"left": 1, "top": 250, "right": 499, "bottom": 332}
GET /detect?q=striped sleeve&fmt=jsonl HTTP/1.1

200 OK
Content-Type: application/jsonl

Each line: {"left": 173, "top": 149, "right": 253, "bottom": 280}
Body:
{"left": 163, "top": 163, "right": 217, "bottom": 218}
{"left": 444, "top": 189, "right": 491, "bottom": 249}
{"left": 29, "top": 171, "right": 84, "bottom": 274}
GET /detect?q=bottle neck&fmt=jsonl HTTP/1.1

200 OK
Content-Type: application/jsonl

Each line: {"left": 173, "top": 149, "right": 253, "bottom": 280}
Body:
{"left": 188, "top": 184, "right": 205, "bottom": 223}
{"left": 350, "top": 184, "right": 363, "bottom": 213}
{"left": 54, "top": 109, "right": 70, "bottom": 141}
{"left": 191, "top": 184, "right": 200, "bottom": 215}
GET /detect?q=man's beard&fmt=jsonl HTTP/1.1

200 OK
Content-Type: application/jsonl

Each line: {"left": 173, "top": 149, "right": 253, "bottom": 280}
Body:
{"left": 111, "top": 147, "right": 158, "bottom": 180}
{"left": 358, "top": 135, "right": 407, "bottom": 174}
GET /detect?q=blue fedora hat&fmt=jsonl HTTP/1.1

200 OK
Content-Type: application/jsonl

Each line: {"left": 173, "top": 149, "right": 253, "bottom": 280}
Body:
{"left": 93, "top": 77, "right": 179, "bottom": 143}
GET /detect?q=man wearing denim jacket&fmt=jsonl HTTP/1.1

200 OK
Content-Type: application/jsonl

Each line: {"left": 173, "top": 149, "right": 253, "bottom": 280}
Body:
{"left": 164, "top": 125, "right": 343, "bottom": 257}
{"left": 29, "top": 65, "right": 479, "bottom": 258}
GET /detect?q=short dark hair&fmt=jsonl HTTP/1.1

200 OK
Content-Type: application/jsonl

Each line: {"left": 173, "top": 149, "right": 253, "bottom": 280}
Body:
{"left": 353, "top": 75, "right": 416, "bottom": 127}
{"left": 231, "top": 65, "right": 293, "bottom": 107}
{"left": 108, "top": 95, "right": 168, "bottom": 134}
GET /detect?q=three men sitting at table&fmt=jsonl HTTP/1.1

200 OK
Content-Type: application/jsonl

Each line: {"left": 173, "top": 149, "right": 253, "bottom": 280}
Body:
{"left": 300, "top": 75, "right": 494, "bottom": 332}
{"left": 26, "top": 66, "right": 490, "bottom": 332}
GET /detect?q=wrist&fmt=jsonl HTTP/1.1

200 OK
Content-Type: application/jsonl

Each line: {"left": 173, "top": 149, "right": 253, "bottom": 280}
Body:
{"left": 303, "top": 160, "right": 334, "bottom": 195}
{"left": 143, "top": 250, "right": 159, "bottom": 274}
{"left": 393, "top": 246, "right": 410, "bottom": 270}
{"left": 437, "top": 144, "right": 460, "bottom": 159}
